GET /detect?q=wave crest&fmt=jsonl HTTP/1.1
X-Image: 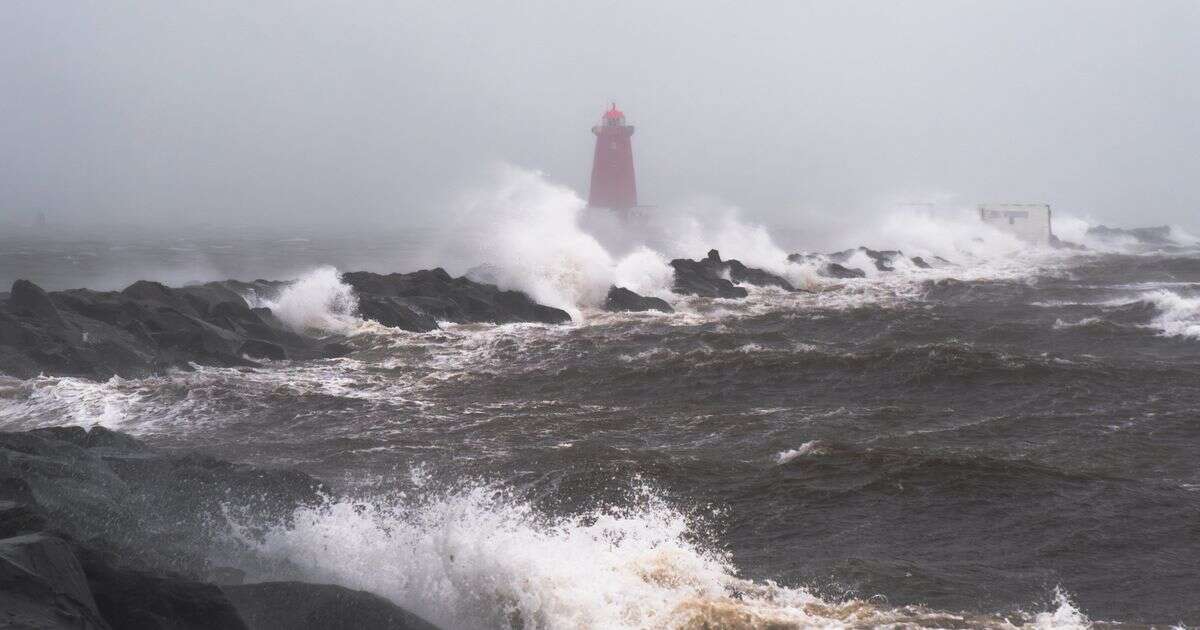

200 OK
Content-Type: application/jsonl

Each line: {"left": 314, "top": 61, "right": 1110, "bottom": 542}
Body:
{"left": 253, "top": 266, "right": 362, "bottom": 334}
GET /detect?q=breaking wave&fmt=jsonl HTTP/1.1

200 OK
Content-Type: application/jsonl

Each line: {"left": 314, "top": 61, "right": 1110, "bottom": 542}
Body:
{"left": 774, "top": 440, "right": 826, "bottom": 464}
{"left": 448, "top": 166, "right": 675, "bottom": 319}
{"left": 252, "top": 266, "right": 362, "bottom": 334}
{"left": 444, "top": 165, "right": 831, "bottom": 316}
{"left": 1137, "top": 289, "right": 1200, "bottom": 339}
{"left": 234, "top": 481, "right": 1094, "bottom": 630}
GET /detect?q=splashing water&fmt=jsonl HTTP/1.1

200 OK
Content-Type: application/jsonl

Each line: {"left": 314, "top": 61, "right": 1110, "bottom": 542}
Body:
{"left": 449, "top": 165, "right": 673, "bottom": 319}
{"left": 254, "top": 266, "right": 362, "bottom": 334}
{"left": 1138, "top": 289, "right": 1200, "bottom": 339}
{"left": 232, "top": 480, "right": 1101, "bottom": 630}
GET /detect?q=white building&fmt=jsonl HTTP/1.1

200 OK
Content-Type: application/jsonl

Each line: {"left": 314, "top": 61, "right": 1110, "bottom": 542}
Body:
{"left": 979, "top": 203, "right": 1053, "bottom": 246}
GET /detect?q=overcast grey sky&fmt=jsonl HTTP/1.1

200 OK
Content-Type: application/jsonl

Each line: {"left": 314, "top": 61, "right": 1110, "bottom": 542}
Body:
{"left": 3, "top": 1, "right": 1198, "bottom": 235}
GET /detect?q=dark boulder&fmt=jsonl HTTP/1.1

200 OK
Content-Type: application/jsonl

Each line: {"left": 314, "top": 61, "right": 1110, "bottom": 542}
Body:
{"left": 910, "top": 256, "right": 932, "bottom": 269}
{"left": 238, "top": 339, "right": 287, "bottom": 361}
{"left": 671, "top": 260, "right": 747, "bottom": 298}
{"left": 223, "top": 581, "right": 440, "bottom": 630}
{"left": 0, "top": 426, "right": 325, "bottom": 577}
{"left": 79, "top": 546, "right": 247, "bottom": 630}
{"left": 0, "top": 426, "right": 443, "bottom": 630}
{"left": 10, "top": 279, "right": 69, "bottom": 330}
{"left": 342, "top": 269, "right": 570, "bottom": 332}
{"left": 1, "top": 278, "right": 341, "bottom": 379}
{"left": 830, "top": 247, "right": 901, "bottom": 272}
{"left": 822, "top": 263, "right": 866, "bottom": 279}
{"left": 0, "top": 500, "right": 48, "bottom": 539}
{"left": 670, "top": 250, "right": 796, "bottom": 298}
{"left": 356, "top": 297, "right": 440, "bottom": 332}
{"left": 0, "top": 532, "right": 110, "bottom": 629}
{"left": 2, "top": 267, "right": 571, "bottom": 379}
{"left": 604, "top": 287, "right": 673, "bottom": 313}
{"left": 725, "top": 259, "right": 795, "bottom": 291}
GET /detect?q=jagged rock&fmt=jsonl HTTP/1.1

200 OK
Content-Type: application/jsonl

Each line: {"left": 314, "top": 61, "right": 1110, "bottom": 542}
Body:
{"left": 10, "top": 279, "right": 69, "bottom": 330}
{"left": 670, "top": 250, "right": 796, "bottom": 298}
{"left": 822, "top": 263, "right": 866, "bottom": 279}
{"left": 0, "top": 532, "right": 110, "bottom": 629}
{"left": 0, "top": 427, "right": 438, "bottom": 630}
{"left": 32, "top": 425, "right": 146, "bottom": 452}
{"left": 910, "top": 256, "right": 932, "bottom": 269}
{"left": 355, "top": 297, "right": 439, "bottom": 332}
{"left": 342, "top": 269, "right": 570, "bottom": 332}
{"left": 238, "top": 339, "right": 287, "bottom": 361}
{"left": 223, "top": 582, "right": 440, "bottom": 630}
{"left": 0, "top": 501, "right": 47, "bottom": 539}
{"left": 604, "top": 287, "right": 673, "bottom": 313}
{"left": 79, "top": 546, "right": 248, "bottom": 630}
{"left": 831, "top": 247, "right": 901, "bottom": 272}
{"left": 0, "top": 426, "right": 325, "bottom": 576}
{"left": 2, "top": 268, "right": 571, "bottom": 379}
{"left": 0, "top": 280, "right": 270, "bottom": 378}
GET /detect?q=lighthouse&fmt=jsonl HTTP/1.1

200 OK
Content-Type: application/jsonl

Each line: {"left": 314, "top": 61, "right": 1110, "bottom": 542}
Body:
{"left": 588, "top": 103, "right": 637, "bottom": 210}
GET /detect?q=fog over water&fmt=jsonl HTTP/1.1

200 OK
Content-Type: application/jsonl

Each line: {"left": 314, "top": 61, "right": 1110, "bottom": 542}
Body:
{"left": 3, "top": 1, "right": 1198, "bottom": 244}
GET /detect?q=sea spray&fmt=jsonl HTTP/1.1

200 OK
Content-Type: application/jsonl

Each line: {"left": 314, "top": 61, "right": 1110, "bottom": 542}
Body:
{"left": 233, "top": 480, "right": 1103, "bottom": 630}
{"left": 238, "top": 481, "right": 772, "bottom": 630}
{"left": 1138, "top": 289, "right": 1200, "bottom": 339}
{"left": 256, "top": 266, "right": 361, "bottom": 333}
{"left": 450, "top": 165, "right": 657, "bottom": 318}
{"left": 444, "top": 166, "right": 831, "bottom": 313}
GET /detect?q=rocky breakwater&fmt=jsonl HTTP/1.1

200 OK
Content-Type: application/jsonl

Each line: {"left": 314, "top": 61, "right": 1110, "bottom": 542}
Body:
{"left": 0, "top": 425, "right": 439, "bottom": 630}
{"left": 0, "top": 269, "right": 573, "bottom": 379}
{"left": 342, "top": 268, "right": 570, "bottom": 331}
{"left": 789, "top": 247, "right": 950, "bottom": 279}
{"left": 670, "top": 249, "right": 800, "bottom": 298}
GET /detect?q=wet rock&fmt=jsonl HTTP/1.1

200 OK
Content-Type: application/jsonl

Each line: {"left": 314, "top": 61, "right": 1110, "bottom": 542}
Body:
{"left": 1, "top": 267, "right": 571, "bottom": 379}
{"left": 10, "top": 279, "right": 69, "bottom": 330}
{"left": 355, "top": 296, "right": 439, "bottom": 332}
{"left": 238, "top": 339, "right": 287, "bottom": 361}
{"left": 342, "top": 269, "right": 570, "bottom": 332}
{"left": 0, "top": 532, "right": 110, "bottom": 629}
{"left": 910, "top": 256, "right": 932, "bottom": 269}
{"left": 822, "top": 263, "right": 866, "bottom": 279}
{"left": 604, "top": 287, "right": 673, "bottom": 313}
{"left": 0, "top": 426, "right": 325, "bottom": 576}
{"left": 831, "top": 247, "right": 901, "bottom": 272}
{"left": 671, "top": 250, "right": 795, "bottom": 298}
{"left": 0, "top": 426, "right": 438, "bottom": 630}
{"left": 223, "top": 581, "right": 440, "bottom": 630}
{"left": 0, "top": 500, "right": 48, "bottom": 539}
{"left": 79, "top": 546, "right": 248, "bottom": 630}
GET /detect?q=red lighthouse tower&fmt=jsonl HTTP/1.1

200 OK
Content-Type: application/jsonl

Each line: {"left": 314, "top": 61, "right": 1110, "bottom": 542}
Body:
{"left": 588, "top": 103, "right": 637, "bottom": 210}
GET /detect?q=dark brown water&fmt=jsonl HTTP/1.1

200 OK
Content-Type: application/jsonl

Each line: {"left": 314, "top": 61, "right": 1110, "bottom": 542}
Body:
{"left": 2, "top": 233, "right": 1198, "bottom": 628}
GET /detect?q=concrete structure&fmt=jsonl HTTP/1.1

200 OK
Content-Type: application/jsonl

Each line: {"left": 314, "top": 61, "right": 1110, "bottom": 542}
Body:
{"left": 588, "top": 104, "right": 637, "bottom": 210}
{"left": 979, "top": 203, "right": 1053, "bottom": 246}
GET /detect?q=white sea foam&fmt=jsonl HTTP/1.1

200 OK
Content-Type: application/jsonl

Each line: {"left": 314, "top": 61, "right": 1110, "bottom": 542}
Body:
{"left": 1138, "top": 289, "right": 1200, "bottom": 339}
{"left": 1052, "top": 317, "right": 1104, "bottom": 330}
{"left": 443, "top": 165, "right": 840, "bottom": 317}
{"left": 774, "top": 440, "right": 826, "bottom": 464}
{"left": 446, "top": 166, "right": 677, "bottom": 319}
{"left": 1028, "top": 589, "right": 1091, "bottom": 630}
{"left": 254, "top": 266, "right": 362, "bottom": 334}
{"left": 231, "top": 480, "right": 1099, "bottom": 630}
